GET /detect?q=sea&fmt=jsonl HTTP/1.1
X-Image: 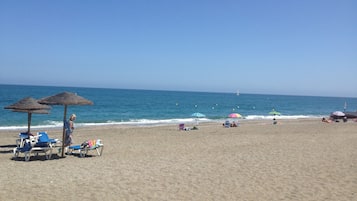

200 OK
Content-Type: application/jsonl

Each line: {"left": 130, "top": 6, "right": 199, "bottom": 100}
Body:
{"left": 1, "top": 84, "right": 357, "bottom": 130}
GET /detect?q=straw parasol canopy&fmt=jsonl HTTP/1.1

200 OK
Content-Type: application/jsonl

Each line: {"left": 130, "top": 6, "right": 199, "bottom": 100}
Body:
{"left": 38, "top": 92, "right": 93, "bottom": 157}
{"left": 4, "top": 97, "right": 51, "bottom": 133}
{"left": 38, "top": 92, "right": 94, "bottom": 106}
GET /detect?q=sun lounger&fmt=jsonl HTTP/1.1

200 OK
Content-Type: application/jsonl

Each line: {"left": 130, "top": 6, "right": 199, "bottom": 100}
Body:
{"left": 224, "top": 120, "right": 230, "bottom": 128}
{"left": 179, "top": 123, "right": 185, "bottom": 130}
{"left": 179, "top": 123, "right": 191, "bottom": 131}
{"left": 13, "top": 132, "right": 59, "bottom": 161}
{"left": 67, "top": 139, "right": 104, "bottom": 157}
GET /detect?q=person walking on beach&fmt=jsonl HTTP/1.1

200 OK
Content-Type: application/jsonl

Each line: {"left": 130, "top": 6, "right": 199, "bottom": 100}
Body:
{"left": 65, "top": 114, "right": 76, "bottom": 146}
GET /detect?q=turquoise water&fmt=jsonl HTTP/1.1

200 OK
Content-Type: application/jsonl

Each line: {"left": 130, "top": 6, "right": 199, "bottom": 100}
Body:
{"left": 1, "top": 84, "right": 356, "bottom": 130}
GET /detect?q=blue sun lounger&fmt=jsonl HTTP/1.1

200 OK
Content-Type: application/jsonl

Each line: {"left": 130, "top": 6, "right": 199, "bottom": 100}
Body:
{"left": 36, "top": 131, "right": 59, "bottom": 146}
{"left": 67, "top": 139, "right": 104, "bottom": 157}
{"left": 13, "top": 132, "right": 59, "bottom": 161}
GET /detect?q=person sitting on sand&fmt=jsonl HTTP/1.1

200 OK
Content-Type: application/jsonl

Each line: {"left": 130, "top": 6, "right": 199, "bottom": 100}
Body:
{"left": 322, "top": 117, "right": 332, "bottom": 123}
{"left": 343, "top": 116, "right": 348, "bottom": 123}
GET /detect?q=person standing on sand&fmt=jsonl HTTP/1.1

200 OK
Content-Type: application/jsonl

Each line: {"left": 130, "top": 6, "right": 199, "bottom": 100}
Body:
{"left": 65, "top": 114, "right": 76, "bottom": 146}
{"left": 273, "top": 118, "right": 277, "bottom": 125}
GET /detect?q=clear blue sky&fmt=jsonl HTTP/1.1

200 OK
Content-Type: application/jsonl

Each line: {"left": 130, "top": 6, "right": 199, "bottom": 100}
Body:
{"left": 1, "top": 0, "right": 356, "bottom": 97}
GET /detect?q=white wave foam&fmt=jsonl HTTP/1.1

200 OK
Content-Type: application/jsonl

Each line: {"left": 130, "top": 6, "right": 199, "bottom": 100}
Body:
{"left": 245, "top": 115, "right": 321, "bottom": 120}
{"left": 0, "top": 124, "right": 61, "bottom": 131}
{"left": 0, "top": 116, "right": 321, "bottom": 130}
{"left": 77, "top": 118, "right": 211, "bottom": 127}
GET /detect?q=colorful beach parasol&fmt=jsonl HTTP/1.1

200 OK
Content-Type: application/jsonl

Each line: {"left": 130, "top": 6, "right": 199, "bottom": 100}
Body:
{"left": 191, "top": 112, "right": 205, "bottom": 125}
{"left": 269, "top": 109, "right": 281, "bottom": 116}
{"left": 330, "top": 111, "right": 345, "bottom": 119}
{"left": 331, "top": 111, "right": 345, "bottom": 117}
{"left": 191, "top": 112, "right": 206, "bottom": 118}
{"left": 228, "top": 113, "right": 242, "bottom": 118}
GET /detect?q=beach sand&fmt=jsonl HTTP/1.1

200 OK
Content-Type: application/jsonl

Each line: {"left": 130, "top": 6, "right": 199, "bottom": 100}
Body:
{"left": 0, "top": 119, "right": 356, "bottom": 201}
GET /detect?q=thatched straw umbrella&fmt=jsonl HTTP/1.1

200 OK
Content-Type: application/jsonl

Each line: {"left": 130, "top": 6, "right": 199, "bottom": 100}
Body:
{"left": 4, "top": 97, "right": 51, "bottom": 133}
{"left": 38, "top": 92, "right": 93, "bottom": 157}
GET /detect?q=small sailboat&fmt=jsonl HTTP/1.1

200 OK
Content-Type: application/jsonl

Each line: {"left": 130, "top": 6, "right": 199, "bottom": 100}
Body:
{"left": 236, "top": 89, "right": 240, "bottom": 96}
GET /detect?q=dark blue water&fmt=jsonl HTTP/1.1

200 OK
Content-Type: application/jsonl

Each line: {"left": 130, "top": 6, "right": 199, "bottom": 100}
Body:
{"left": 1, "top": 84, "right": 356, "bottom": 129}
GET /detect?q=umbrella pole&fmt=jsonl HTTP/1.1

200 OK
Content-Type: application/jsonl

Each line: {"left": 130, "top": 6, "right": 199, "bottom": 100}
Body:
{"left": 28, "top": 113, "right": 32, "bottom": 133}
{"left": 61, "top": 105, "right": 68, "bottom": 157}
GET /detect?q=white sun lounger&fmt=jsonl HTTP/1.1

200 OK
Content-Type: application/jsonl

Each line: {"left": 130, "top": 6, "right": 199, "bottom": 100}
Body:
{"left": 67, "top": 139, "right": 104, "bottom": 157}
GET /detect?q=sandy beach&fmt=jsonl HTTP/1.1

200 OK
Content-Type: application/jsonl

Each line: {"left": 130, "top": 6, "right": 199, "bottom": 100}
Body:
{"left": 0, "top": 119, "right": 356, "bottom": 201}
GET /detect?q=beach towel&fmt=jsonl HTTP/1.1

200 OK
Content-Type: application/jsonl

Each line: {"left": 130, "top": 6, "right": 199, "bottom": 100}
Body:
{"left": 81, "top": 139, "right": 99, "bottom": 148}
